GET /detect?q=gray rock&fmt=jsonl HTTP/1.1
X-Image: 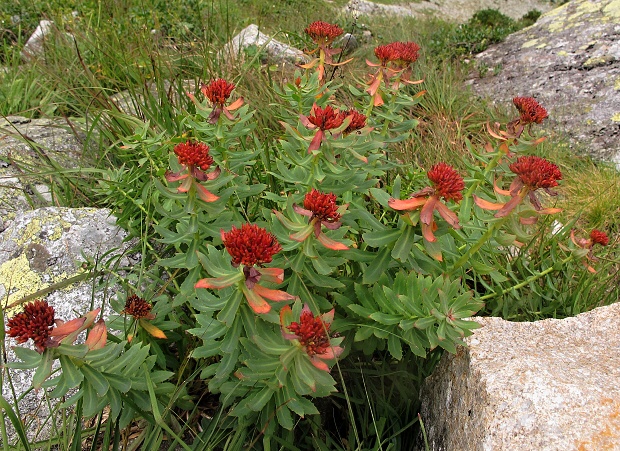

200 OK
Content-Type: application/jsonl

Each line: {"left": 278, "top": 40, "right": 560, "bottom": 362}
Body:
{"left": 222, "top": 24, "right": 307, "bottom": 63}
{"left": 344, "top": 0, "right": 552, "bottom": 23}
{"left": 335, "top": 33, "right": 359, "bottom": 54}
{"left": 109, "top": 79, "right": 196, "bottom": 116}
{"left": 0, "top": 116, "right": 94, "bottom": 228}
{"left": 0, "top": 207, "right": 133, "bottom": 445}
{"left": 468, "top": 0, "right": 620, "bottom": 163}
{"left": 21, "top": 20, "right": 55, "bottom": 59}
{"left": 419, "top": 302, "right": 620, "bottom": 450}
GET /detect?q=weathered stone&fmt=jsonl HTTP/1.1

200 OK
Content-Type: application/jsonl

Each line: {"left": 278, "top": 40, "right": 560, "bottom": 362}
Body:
{"left": 0, "top": 116, "right": 94, "bottom": 227}
{"left": 335, "top": 33, "right": 360, "bottom": 54}
{"left": 344, "top": 0, "right": 552, "bottom": 23}
{"left": 21, "top": 20, "right": 55, "bottom": 59}
{"left": 468, "top": 0, "right": 620, "bottom": 164}
{"left": 109, "top": 79, "right": 196, "bottom": 116}
{"left": 419, "top": 302, "right": 620, "bottom": 450}
{"left": 222, "top": 24, "right": 307, "bottom": 63}
{"left": 0, "top": 207, "right": 135, "bottom": 445}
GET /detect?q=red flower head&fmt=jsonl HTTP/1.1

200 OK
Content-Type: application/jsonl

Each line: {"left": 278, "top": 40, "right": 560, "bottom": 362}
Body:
{"left": 305, "top": 21, "right": 343, "bottom": 45}
{"left": 173, "top": 140, "right": 214, "bottom": 171}
{"left": 374, "top": 43, "right": 400, "bottom": 65}
{"left": 590, "top": 229, "right": 609, "bottom": 247}
{"left": 122, "top": 294, "right": 155, "bottom": 320}
{"left": 281, "top": 304, "right": 344, "bottom": 372}
{"left": 427, "top": 163, "right": 465, "bottom": 202}
{"left": 307, "top": 105, "right": 344, "bottom": 131}
{"left": 342, "top": 109, "right": 367, "bottom": 135}
{"left": 201, "top": 79, "right": 235, "bottom": 107}
{"left": 303, "top": 189, "right": 341, "bottom": 223}
{"left": 509, "top": 156, "right": 562, "bottom": 191}
{"left": 222, "top": 224, "right": 282, "bottom": 267}
{"left": 388, "top": 162, "right": 463, "bottom": 250}
{"left": 394, "top": 41, "right": 420, "bottom": 64}
{"left": 7, "top": 300, "right": 55, "bottom": 352}
{"left": 513, "top": 97, "right": 548, "bottom": 125}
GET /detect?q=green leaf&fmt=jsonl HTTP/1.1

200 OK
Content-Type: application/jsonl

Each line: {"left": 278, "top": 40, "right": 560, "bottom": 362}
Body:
{"left": 217, "top": 290, "right": 243, "bottom": 326}
{"left": 59, "top": 354, "right": 85, "bottom": 389}
{"left": 0, "top": 395, "right": 32, "bottom": 451}
{"left": 363, "top": 247, "right": 392, "bottom": 285}
{"left": 392, "top": 225, "right": 416, "bottom": 262}
{"left": 362, "top": 228, "right": 401, "bottom": 248}
{"left": 32, "top": 349, "right": 54, "bottom": 389}
{"left": 56, "top": 344, "right": 89, "bottom": 358}
{"left": 104, "top": 372, "right": 132, "bottom": 393}
{"left": 81, "top": 365, "right": 110, "bottom": 397}
{"left": 387, "top": 333, "right": 403, "bottom": 360}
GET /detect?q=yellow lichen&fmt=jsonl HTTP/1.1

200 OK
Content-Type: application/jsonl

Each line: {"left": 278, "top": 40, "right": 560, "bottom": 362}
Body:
{"left": 557, "top": 50, "right": 568, "bottom": 56}
{"left": 603, "top": 0, "right": 620, "bottom": 18}
{"left": 612, "top": 113, "right": 620, "bottom": 123}
{"left": 0, "top": 254, "right": 46, "bottom": 312}
{"left": 15, "top": 218, "right": 42, "bottom": 246}
{"left": 536, "top": 43, "right": 548, "bottom": 49}
{"left": 576, "top": 0, "right": 601, "bottom": 14}
{"left": 522, "top": 39, "right": 539, "bottom": 48}
{"left": 614, "top": 78, "right": 620, "bottom": 91}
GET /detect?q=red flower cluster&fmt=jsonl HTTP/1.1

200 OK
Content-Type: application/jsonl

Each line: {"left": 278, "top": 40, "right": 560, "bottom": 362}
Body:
{"left": 287, "top": 309, "right": 332, "bottom": 357}
{"left": 509, "top": 156, "right": 562, "bottom": 190}
{"left": 222, "top": 224, "right": 282, "bottom": 267}
{"left": 308, "top": 105, "right": 344, "bottom": 131}
{"left": 173, "top": 141, "right": 214, "bottom": 171}
{"left": 7, "top": 300, "right": 55, "bottom": 352}
{"left": 280, "top": 304, "right": 344, "bottom": 371}
{"left": 374, "top": 41, "right": 420, "bottom": 65}
{"left": 427, "top": 162, "right": 465, "bottom": 202}
{"left": 513, "top": 97, "right": 548, "bottom": 125}
{"left": 343, "top": 109, "right": 367, "bottom": 135}
{"left": 303, "top": 189, "right": 341, "bottom": 223}
{"left": 201, "top": 79, "right": 235, "bottom": 106}
{"left": 590, "top": 229, "right": 609, "bottom": 246}
{"left": 305, "top": 21, "right": 343, "bottom": 44}
{"left": 123, "top": 294, "right": 155, "bottom": 320}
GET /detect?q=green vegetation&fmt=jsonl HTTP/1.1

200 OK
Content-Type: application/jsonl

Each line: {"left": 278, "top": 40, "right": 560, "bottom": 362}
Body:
{"left": 1, "top": 1, "right": 618, "bottom": 450}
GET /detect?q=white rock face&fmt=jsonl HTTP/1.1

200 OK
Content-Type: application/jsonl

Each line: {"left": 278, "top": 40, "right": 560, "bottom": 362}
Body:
{"left": 21, "top": 20, "right": 55, "bottom": 59}
{"left": 0, "top": 207, "right": 135, "bottom": 445}
{"left": 419, "top": 302, "right": 620, "bottom": 450}
{"left": 344, "top": 0, "right": 553, "bottom": 23}
{"left": 222, "top": 24, "right": 307, "bottom": 63}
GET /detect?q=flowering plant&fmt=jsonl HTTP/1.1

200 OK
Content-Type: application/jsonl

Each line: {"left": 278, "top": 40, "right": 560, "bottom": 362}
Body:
{"left": 6, "top": 23, "right": 615, "bottom": 448}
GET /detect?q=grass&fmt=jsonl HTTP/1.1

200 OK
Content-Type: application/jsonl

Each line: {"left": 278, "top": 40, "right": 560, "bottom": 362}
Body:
{"left": 1, "top": 1, "right": 619, "bottom": 449}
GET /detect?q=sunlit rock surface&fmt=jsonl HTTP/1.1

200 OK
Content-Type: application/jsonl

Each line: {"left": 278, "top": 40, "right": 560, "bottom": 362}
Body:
{"left": 469, "top": 0, "right": 620, "bottom": 164}
{"left": 419, "top": 302, "right": 620, "bottom": 450}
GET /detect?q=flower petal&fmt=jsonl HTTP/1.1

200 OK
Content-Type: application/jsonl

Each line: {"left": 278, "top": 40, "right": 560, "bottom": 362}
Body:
{"left": 178, "top": 177, "right": 192, "bottom": 193}
{"left": 420, "top": 196, "right": 438, "bottom": 225}
{"left": 421, "top": 220, "right": 437, "bottom": 243}
{"left": 165, "top": 170, "right": 188, "bottom": 182}
{"left": 258, "top": 267, "right": 284, "bottom": 284}
{"left": 241, "top": 285, "right": 271, "bottom": 314}
{"left": 494, "top": 193, "right": 525, "bottom": 218}
{"left": 139, "top": 318, "right": 167, "bottom": 339}
{"left": 227, "top": 97, "right": 244, "bottom": 111}
{"left": 85, "top": 319, "right": 107, "bottom": 351}
{"left": 252, "top": 284, "right": 296, "bottom": 302}
{"left": 434, "top": 201, "right": 460, "bottom": 229}
{"left": 195, "top": 273, "right": 243, "bottom": 289}
{"left": 308, "top": 130, "right": 325, "bottom": 152}
{"left": 310, "top": 356, "right": 330, "bottom": 372}
{"left": 388, "top": 197, "right": 428, "bottom": 211}
{"left": 473, "top": 195, "right": 505, "bottom": 210}
{"left": 317, "top": 232, "right": 348, "bottom": 250}
{"left": 196, "top": 184, "right": 219, "bottom": 202}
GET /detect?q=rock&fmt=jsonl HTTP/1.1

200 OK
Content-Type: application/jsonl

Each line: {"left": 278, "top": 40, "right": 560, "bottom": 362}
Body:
{"left": 0, "top": 207, "right": 134, "bottom": 445}
{"left": 222, "top": 24, "right": 307, "bottom": 63}
{"left": 0, "top": 116, "right": 94, "bottom": 228}
{"left": 344, "top": 0, "right": 552, "bottom": 23}
{"left": 21, "top": 20, "right": 55, "bottom": 58}
{"left": 108, "top": 79, "right": 196, "bottom": 116}
{"left": 418, "top": 302, "right": 620, "bottom": 450}
{"left": 335, "top": 33, "right": 359, "bottom": 54}
{"left": 468, "top": 0, "right": 620, "bottom": 164}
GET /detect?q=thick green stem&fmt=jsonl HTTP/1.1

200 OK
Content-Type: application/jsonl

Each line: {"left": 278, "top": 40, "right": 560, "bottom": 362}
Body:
{"left": 450, "top": 214, "right": 511, "bottom": 272}
{"left": 479, "top": 254, "right": 575, "bottom": 302}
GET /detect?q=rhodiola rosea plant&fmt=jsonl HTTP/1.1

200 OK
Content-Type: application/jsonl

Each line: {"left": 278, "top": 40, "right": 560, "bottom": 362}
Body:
{"left": 5, "top": 20, "right": 613, "bottom": 449}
